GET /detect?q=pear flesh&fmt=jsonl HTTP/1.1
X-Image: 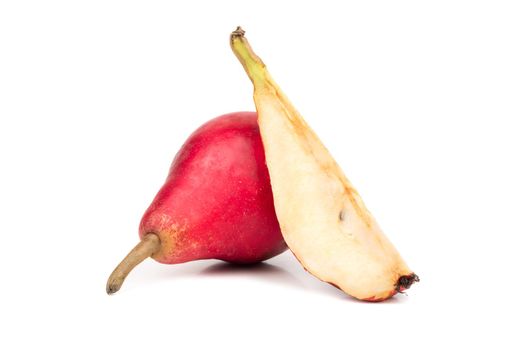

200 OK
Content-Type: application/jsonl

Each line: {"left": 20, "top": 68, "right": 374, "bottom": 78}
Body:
{"left": 230, "top": 28, "right": 418, "bottom": 301}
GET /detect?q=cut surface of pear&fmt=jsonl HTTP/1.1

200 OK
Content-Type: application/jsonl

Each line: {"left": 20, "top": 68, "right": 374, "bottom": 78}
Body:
{"left": 230, "top": 27, "right": 418, "bottom": 301}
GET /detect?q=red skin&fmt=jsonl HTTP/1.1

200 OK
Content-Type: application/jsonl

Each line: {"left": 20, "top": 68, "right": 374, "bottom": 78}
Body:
{"left": 362, "top": 291, "right": 397, "bottom": 302}
{"left": 139, "top": 112, "right": 287, "bottom": 264}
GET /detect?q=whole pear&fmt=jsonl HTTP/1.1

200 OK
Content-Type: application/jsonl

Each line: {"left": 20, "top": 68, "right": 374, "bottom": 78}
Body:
{"left": 107, "top": 112, "right": 286, "bottom": 294}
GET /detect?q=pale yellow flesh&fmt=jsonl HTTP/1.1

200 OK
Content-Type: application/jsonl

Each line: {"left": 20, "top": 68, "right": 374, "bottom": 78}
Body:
{"left": 231, "top": 29, "right": 413, "bottom": 300}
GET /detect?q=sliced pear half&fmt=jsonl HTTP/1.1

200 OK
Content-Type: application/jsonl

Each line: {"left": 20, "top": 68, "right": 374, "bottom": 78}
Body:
{"left": 230, "top": 27, "right": 418, "bottom": 301}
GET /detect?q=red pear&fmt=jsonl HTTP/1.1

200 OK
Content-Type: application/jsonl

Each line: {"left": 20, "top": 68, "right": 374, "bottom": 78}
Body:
{"left": 107, "top": 112, "right": 286, "bottom": 294}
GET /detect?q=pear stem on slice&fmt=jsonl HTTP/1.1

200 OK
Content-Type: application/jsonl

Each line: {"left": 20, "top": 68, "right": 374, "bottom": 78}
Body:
{"left": 230, "top": 27, "right": 268, "bottom": 86}
{"left": 106, "top": 233, "right": 161, "bottom": 295}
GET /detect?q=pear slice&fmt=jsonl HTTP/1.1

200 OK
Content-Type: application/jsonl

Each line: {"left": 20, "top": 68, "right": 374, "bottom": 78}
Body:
{"left": 230, "top": 27, "right": 418, "bottom": 301}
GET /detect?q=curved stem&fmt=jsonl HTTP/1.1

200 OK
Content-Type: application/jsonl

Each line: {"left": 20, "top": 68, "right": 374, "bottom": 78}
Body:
{"left": 106, "top": 233, "right": 161, "bottom": 295}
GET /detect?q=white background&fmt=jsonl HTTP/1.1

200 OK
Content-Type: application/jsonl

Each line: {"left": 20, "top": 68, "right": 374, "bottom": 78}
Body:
{"left": 1, "top": 1, "right": 518, "bottom": 349}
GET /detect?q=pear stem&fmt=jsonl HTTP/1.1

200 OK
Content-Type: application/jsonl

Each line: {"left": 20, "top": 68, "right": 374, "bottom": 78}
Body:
{"left": 230, "top": 26, "right": 267, "bottom": 86}
{"left": 106, "top": 233, "right": 161, "bottom": 295}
